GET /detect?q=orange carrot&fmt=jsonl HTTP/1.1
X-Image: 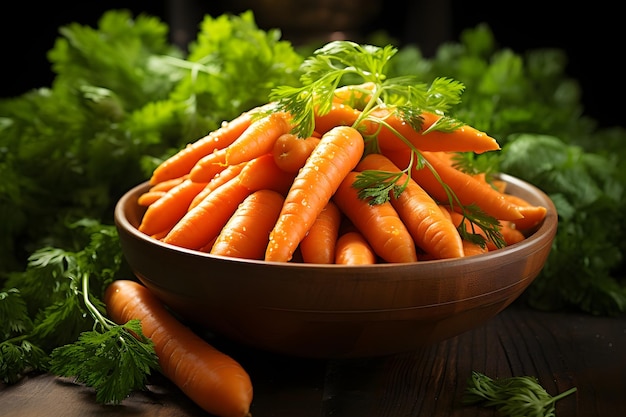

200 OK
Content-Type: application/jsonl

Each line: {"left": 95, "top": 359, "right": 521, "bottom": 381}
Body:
{"left": 461, "top": 239, "right": 489, "bottom": 257}
{"left": 162, "top": 175, "right": 251, "bottom": 250}
{"left": 265, "top": 126, "right": 365, "bottom": 262}
{"left": 238, "top": 153, "right": 298, "bottom": 196}
{"left": 313, "top": 101, "right": 361, "bottom": 136}
{"left": 149, "top": 175, "right": 189, "bottom": 192}
{"left": 189, "top": 112, "right": 292, "bottom": 183}
{"left": 331, "top": 82, "right": 375, "bottom": 108}
{"left": 105, "top": 280, "right": 253, "bottom": 417}
{"left": 502, "top": 193, "right": 548, "bottom": 231}
{"left": 299, "top": 200, "right": 342, "bottom": 264}
{"left": 137, "top": 190, "right": 166, "bottom": 207}
{"left": 272, "top": 133, "right": 320, "bottom": 173}
{"left": 149, "top": 111, "right": 252, "bottom": 185}
{"left": 334, "top": 231, "right": 377, "bottom": 265}
{"left": 188, "top": 161, "right": 247, "bottom": 211}
{"left": 386, "top": 150, "right": 523, "bottom": 221}
{"left": 356, "top": 153, "right": 464, "bottom": 259}
{"left": 138, "top": 178, "right": 208, "bottom": 237}
{"left": 210, "top": 189, "right": 285, "bottom": 260}
{"left": 487, "top": 221, "right": 525, "bottom": 250}
{"left": 333, "top": 171, "right": 418, "bottom": 263}
{"left": 363, "top": 107, "right": 500, "bottom": 154}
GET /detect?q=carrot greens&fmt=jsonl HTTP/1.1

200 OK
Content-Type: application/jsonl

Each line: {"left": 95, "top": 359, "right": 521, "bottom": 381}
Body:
{"left": 463, "top": 371, "right": 577, "bottom": 417}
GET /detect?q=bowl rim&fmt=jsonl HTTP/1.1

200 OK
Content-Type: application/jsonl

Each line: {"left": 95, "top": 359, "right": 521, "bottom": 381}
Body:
{"left": 115, "top": 173, "right": 558, "bottom": 270}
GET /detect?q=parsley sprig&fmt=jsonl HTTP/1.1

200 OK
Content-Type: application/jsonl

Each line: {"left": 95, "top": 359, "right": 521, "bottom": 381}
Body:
{"left": 271, "top": 40, "right": 505, "bottom": 249}
{"left": 463, "top": 371, "right": 577, "bottom": 417}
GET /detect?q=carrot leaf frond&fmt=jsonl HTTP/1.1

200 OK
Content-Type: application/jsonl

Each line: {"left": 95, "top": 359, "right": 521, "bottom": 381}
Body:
{"left": 353, "top": 170, "right": 406, "bottom": 205}
{"left": 457, "top": 204, "right": 506, "bottom": 249}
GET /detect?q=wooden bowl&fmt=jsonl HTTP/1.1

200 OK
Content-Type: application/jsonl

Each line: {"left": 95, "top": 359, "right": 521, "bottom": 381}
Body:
{"left": 114, "top": 174, "right": 557, "bottom": 358}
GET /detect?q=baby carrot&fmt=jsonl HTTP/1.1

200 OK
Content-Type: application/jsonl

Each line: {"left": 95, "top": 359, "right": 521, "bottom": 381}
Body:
{"left": 190, "top": 112, "right": 292, "bottom": 183}
{"left": 313, "top": 101, "right": 361, "bottom": 136}
{"left": 364, "top": 107, "right": 501, "bottom": 154}
{"left": 137, "top": 190, "right": 166, "bottom": 207}
{"left": 149, "top": 111, "right": 252, "bottom": 185}
{"left": 387, "top": 150, "right": 523, "bottom": 221}
{"left": 162, "top": 175, "right": 251, "bottom": 250}
{"left": 356, "top": 153, "right": 465, "bottom": 259}
{"left": 138, "top": 178, "right": 208, "bottom": 237}
{"left": 272, "top": 133, "right": 320, "bottom": 173}
{"left": 502, "top": 193, "right": 548, "bottom": 231}
{"left": 335, "top": 231, "right": 377, "bottom": 265}
{"left": 188, "top": 161, "right": 247, "bottom": 211}
{"left": 148, "top": 174, "right": 189, "bottom": 192}
{"left": 211, "top": 189, "right": 285, "bottom": 260}
{"left": 333, "top": 171, "right": 418, "bottom": 263}
{"left": 238, "top": 153, "right": 298, "bottom": 196}
{"left": 265, "top": 126, "right": 365, "bottom": 262}
{"left": 105, "top": 280, "right": 253, "bottom": 417}
{"left": 299, "top": 200, "right": 342, "bottom": 264}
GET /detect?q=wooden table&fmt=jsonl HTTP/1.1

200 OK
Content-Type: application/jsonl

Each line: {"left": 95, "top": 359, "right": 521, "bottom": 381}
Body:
{"left": 2, "top": 298, "right": 624, "bottom": 416}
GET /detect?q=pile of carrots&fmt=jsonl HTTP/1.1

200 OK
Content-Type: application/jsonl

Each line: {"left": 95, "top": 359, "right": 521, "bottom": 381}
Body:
{"left": 136, "top": 84, "right": 547, "bottom": 265}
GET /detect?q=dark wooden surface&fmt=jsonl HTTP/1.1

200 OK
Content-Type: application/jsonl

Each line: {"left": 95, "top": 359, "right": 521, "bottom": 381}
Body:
{"left": 2, "top": 298, "right": 624, "bottom": 417}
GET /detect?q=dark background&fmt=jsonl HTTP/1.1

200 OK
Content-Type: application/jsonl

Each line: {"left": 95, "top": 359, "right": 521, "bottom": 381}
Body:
{"left": 1, "top": 1, "right": 621, "bottom": 128}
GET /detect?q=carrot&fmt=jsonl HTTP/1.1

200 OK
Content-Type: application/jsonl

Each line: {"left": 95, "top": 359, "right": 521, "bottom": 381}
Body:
{"left": 502, "top": 193, "right": 548, "bottom": 231}
{"left": 162, "top": 175, "right": 251, "bottom": 250}
{"left": 333, "top": 171, "right": 418, "bottom": 263}
{"left": 137, "top": 190, "right": 166, "bottom": 207}
{"left": 149, "top": 175, "right": 189, "bottom": 192}
{"left": 104, "top": 280, "right": 253, "bottom": 417}
{"left": 363, "top": 107, "right": 500, "bottom": 154}
{"left": 356, "top": 153, "right": 465, "bottom": 259}
{"left": 386, "top": 150, "right": 523, "bottom": 221}
{"left": 138, "top": 178, "right": 208, "bottom": 237}
{"left": 238, "top": 153, "right": 298, "bottom": 196}
{"left": 272, "top": 133, "right": 320, "bottom": 173}
{"left": 334, "top": 231, "right": 377, "bottom": 265}
{"left": 461, "top": 239, "right": 489, "bottom": 256}
{"left": 265, "top": 126, "right": 365, "bottom": 262}
{"left": 444, "top": 206, "right": 524, "bottom": 251}
{"left": 149, "top": 111, "right": 252, "bottom": 185}
{"left": 299, "top": 200, "right": 342, "bottom": 264}
{"left": 189, "top": 112, "right": 292, "bottom": 183}
{"left": 313, "top": 101, "right": 361, "bottom": 136}
{"left": 210, "top": 189, "right": 284, "bottom": 260}
{"left": 490, "top": 220, "right": 526, "bottom": 250}
{"left": 188, "top": 161, "right": 247, "bottom": 211}
{"left": 331, "top": 82, "right": 375, "bottom": 108}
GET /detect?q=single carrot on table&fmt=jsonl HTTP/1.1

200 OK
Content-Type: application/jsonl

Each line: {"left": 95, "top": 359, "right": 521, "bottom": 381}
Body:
{"left": 105, "top": 280, "right": 253, "bottom": 417}
{"left": 149, "top": 111, "right": 252, "bottom": 185}
{"left": 272, "top": 133, "right": 320, "bottom": 173}
{"left": 299, "top": 200, "right": 342, "bottom": 264}
{"left": 333, "top": 171, "right": 418, "bottom": 263}
{"left": 211, "top": 189, "right": 285, "bottom": 260}
{"left": 265, "top": 125, "right": 365, "bottom": 262}
{"left": 138, "top": 178, "right": 208, "bottom": 237}
{"left": 356, "top": 153, "right": 465, "bottom": 259}
{"left": 334, "top": 231, "right": 377, "bottom": 265}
